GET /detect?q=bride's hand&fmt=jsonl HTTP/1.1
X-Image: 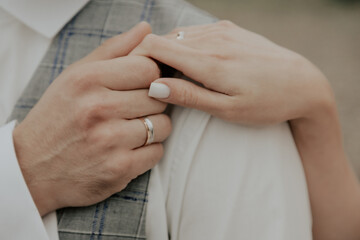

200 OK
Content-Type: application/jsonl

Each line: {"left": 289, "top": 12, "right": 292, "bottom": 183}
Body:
{"left": 131, "top": 20, "right": 335, "bottom": 125}
{"left": 132, "top": 21, "right": 360, "bottom": 240}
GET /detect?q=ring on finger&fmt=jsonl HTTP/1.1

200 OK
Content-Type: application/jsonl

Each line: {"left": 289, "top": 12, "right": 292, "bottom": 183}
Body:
{"left": 140, "top": 117, "right": 155, "bottom": 146}
{"left": 176, "top": 31, "right": 185, "bottom": 40}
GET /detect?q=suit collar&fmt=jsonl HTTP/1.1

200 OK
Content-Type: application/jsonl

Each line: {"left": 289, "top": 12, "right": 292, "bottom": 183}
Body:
{"left": 0, "top": 0, "right": 89, "bottom": 38}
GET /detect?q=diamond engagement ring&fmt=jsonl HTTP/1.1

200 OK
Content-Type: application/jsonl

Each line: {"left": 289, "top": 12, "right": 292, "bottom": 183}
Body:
{"left": 176, "top": 31, "right": 185, "bottom": 40}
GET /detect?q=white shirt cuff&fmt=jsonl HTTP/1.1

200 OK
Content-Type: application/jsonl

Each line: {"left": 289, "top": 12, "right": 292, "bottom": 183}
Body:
{"left": 0, "top": 121, "right": 50, "bottom": 240}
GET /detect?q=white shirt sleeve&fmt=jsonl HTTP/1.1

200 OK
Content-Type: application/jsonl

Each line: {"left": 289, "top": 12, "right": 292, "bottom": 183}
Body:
{"left": 0, "top": 121, "right": 51, "bottom": 240}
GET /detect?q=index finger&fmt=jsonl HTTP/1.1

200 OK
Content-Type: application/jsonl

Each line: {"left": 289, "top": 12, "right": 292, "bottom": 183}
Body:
{"left": 92, "top": 56, "right": 160, "bottom": 90}
{"left": 130, "top": 34, "right": 211, "bottom": 83}
{"left": 78, "top": 21, "right": 152, "bottom": 64}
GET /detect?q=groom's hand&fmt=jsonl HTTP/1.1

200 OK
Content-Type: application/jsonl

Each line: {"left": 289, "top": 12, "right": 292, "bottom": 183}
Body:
{"left": 13, "top": 22, "right": 172, "bottom": 216}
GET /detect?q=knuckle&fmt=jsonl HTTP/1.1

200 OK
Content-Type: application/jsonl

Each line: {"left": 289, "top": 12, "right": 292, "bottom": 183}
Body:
{"left": 123, "top": 160, "right": 140, "bottom": 180}
{"left": 142, "top": 58, "right": 161, "bottom": 79}
{"left": 217, "top": 20, "right": 235, "bottom": 28}
{"left": 98, "top": 38, "right": 112, "bottom": 55}
{"left": 206, "top": 30, "right": 223, "bottom": 40}
{"left": 77, "top": 101, "right": 107, "bottom": 129}
{"left": 101, "top": 36, "right": 115, "bottom": 49}
{"left": 178, "top": 84, "right": 200, "bottom": 107}
{"left": 198, "top": 57, "right": 223, "bottom": 82}
{"left": 115, "top": 158, "right": 134, "bottom": 177}
{"left": 125, "top": 56, "right": 160, "bottom": 84}
{"left": 71, "top": 67, "right": 98, "bottom": 92}
{"left": 87, "top": 126, "right": 114, "bottom": 149}
{"left": 141, "top": 144, "right": 164, "bottom": 169}
{"left": 107, "top": 157, "right": 134, "bottom": 184}
{"left": 218, "top": 31, "right": 234, "bottom": 42}
{"left": 86, "top": 102, "right": 106, "bottom": 119}
{"left": 222, "top": 98, "right": 241, "bottom": 122}
{"left": 143, "top": 33, "right": 157, "bottom": 49}
{"left": 98, "top": 35, "right": 123, "bottom": 58}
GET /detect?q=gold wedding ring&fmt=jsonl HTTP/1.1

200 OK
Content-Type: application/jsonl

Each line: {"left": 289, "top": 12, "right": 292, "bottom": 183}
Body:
{"left": 140, "top": 117, "right": 154, "bottom": 146}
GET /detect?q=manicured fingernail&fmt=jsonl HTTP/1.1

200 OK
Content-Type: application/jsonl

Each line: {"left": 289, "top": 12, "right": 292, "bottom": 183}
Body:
{"left": 149, "top": 83, "right": 170, "bottom": 98}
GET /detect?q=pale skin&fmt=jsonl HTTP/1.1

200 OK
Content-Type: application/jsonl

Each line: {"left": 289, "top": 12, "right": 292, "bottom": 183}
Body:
{"left": 130, "top": 21, "right": 360, "bottom": 240}
{"left": 13, "top": 22, "right": 172, "bottom": 216}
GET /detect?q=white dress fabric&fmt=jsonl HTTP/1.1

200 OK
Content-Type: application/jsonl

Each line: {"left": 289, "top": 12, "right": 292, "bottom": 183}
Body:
{"left": 0, "top": 1, "right": 312, "bottom": 239}
{"left": 147, "top": 107, "right": 312, "bottom": 240}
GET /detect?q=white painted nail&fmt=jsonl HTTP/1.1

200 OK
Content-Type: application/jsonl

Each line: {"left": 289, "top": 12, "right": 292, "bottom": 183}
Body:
{"left": 148, "top": 83, "right": 170, "bottom": 98}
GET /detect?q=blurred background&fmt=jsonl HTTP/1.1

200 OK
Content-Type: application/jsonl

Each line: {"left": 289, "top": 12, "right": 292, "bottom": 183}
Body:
{"left": 187, "top": 0, "right": 360, "bottom": 178}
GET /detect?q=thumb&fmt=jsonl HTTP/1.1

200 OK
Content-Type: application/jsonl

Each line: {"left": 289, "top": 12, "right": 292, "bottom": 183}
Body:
{"left": 79, "top": 21, "right": 152, "bottom": 63}
{"left": 148, "top": 78, "right": 228, "bottom": 115}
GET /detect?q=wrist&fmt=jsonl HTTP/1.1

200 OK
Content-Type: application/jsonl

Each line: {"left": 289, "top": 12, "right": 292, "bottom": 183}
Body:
{"left": 27, "top": 182, "right": 60, "bottom": 216}
{"left": 288, "top": 65, "right": 344, "bottom": 157}
{"left": 289, "top": 90, "right": 344, "bottom": 165}
{"left": 13, "top": 124, "right": 60, "bottom": 216}
{"left": 292, "top": 56, "right": 337, "bottom": 124}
